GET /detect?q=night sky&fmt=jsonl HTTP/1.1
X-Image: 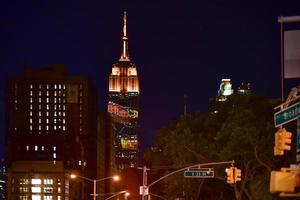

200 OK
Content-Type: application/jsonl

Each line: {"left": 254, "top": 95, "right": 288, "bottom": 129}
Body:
{"left": 1, "top": 1, "right": 300, "bottom": 158}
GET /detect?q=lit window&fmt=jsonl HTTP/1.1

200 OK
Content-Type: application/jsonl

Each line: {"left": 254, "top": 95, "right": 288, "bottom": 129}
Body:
{"left": 57, "top": 187, "right": 61, "bottom": 193}
{"left": 19, "top": 178, "right": 29, "bottom": 185}
{"left": 63, "top": 84, "right": 66, "bottom": 90}
{"left": 39, "top": 84, "right": 41, "bottom": 89}
{"left": 39, "top": 91, "right": 41, "bottom": 96}
{"left": 63, "top": 105, "right": 65, "bottom": 110}
{"left": 44, "top": 195, "right": 53, "bottom": 200}
{"left": 32, "top": 195, "right": 41, "bottom": 200}
{"left": 62, "top": 119, "right": 65, "bottom": 124}
{"left": 54, "top": 91, "right": 57, "bottom": 96}
{"left": 54, "top": 98, "right": 57, "bottom": 103}
{"left": 39, "top": 105, "right": 41, "bottom": 110}
{"left": 39, "top": 98, "right": 41, "bottom": 103}
{"left": 39, "top": 118, "right": 41, "bottom": 124}
{"left": 46, "top": 126, "right": 49, "bottom": 131}
{"left": 54, "top": 119, "right": 56, "bottom": 124}
{"left": 79, "top": 161, "right": 82, "bottom": 166}
{"left": 53, "top": 146, "right": 56, "bottom": 151}
{"left": 46, "top": 119, "right": 49, "bottom": 123}
{"left": 79, "top": 91, "right": 82, "bottom": 97}
{"left": 30, "top": 84, "right": 33, "bottom": 89}
{"left": 44, "top": 187, "right": 53, "bottom": 193}
{"left": 54, "top": 105, "right": 57, "bottom": 110}
{"left": 47, "top": 84, "right": 49, "bottom": 89}
{"left": 84, "top": 161, "right": 86, "bottom": 166}
{"left": 43, "top": 179, "right": 53, "bottom": 185}
{"left": 31, "top": 187, "right": 41, "bottom": 193}
{"left": 58, "top": 196, "right": 61, "bottom": 200}
{"left": 30, "top": 118, "right": 32, "bottom": 124}
{"left": 35, "top": 146, "right": 38, "bottom": 151}
{"left": 46, "top": 98, "right": 49, "bottom": 103}
{"left": 62, "top": 112, "right": 65, "bottom": 117}
{"left": 54, "top": 126, "right": 57, "bottom": 130}
{"left": 58, "top": 98, "right": 61, "bottom": 103}
{"left": 46, "top": 112, "right": 49, "bottom": 117}
{"left": 47, "top": 91, "right": 49, "bottom": 96}
{"left": 26, "top": 146, "right": 29, "bottom": 151}
{"left": 46, "top": 105, "right": 49, "bottom": 110}
{"left": 59, "top": 84, "right": 61, "bottom": 89}
{"left": 62, "top": 126, "right": 65, "bottom": 131}
{"left": 30, "top": 125, "right": 32, "bottom": 131}
{"left": 39, "top": 125, "right": 41, "bottom": 131}
{"left": 54, "top": 112, "right": 57, "bottom": 117}
{"left": 30, "top": 98, "right": 33, "bottom": 103}
{"left": 30, "top": 104, "right": 32, "bottom": 110}
{"left": 39, "top": 112, "right": 41, "bottom": 117}
{"left": 31, "top": 179, "right": 41, "bottom": 185}
{"left": 54, "top": 84, "right": 57, "bottom": 89}
{"left": 53, "top": 153, "right": 56, "bottom": 159}
{"left": 41, "top": 146, "right": 44, "bottom": 151}
{"left": 19, "top": 187, "right": 29, "bottom": 193}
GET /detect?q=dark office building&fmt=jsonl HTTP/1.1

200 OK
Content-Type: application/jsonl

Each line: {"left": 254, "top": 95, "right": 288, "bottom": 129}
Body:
{"left": 5, "top": 65, "right": 98, "bottom": 200}
{"left": 108, "top": 12, "right": 140, "bottom": 169}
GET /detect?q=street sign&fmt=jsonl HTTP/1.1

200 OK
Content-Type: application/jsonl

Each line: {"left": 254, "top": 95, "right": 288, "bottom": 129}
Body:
{"left": 274, "top": 102, "right": 300, "bottom": 127}
{"left": 184, "top": 168, "right": 214, "bottom": 178}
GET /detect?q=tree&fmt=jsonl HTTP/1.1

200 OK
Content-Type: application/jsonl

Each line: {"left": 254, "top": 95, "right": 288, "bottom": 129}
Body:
{"left": 145, "top": 94, "right": 281, "bottom": 200}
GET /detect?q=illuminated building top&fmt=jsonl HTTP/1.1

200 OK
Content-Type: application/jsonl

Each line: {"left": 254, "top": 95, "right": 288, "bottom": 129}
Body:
{"left": 217, "top": 79, "right": 233, "bottom": 102}
{"left": 109, "top": 11, "right": 140, "bottom": 94}
{"left": 119, "top": 11, "right": 130, "bottom": 61}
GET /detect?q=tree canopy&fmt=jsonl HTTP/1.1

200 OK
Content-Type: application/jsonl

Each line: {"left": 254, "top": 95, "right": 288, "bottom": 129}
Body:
{"left": 144, "top": 94, "right": 282, "bottom": 200}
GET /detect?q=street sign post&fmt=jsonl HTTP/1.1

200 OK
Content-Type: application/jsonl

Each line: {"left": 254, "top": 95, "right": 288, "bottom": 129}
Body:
{"left": 184, "top": 168, "right": 214, "bottom": 178}
{"left": 274, "top": 102, "right": 300, "bottom": 127}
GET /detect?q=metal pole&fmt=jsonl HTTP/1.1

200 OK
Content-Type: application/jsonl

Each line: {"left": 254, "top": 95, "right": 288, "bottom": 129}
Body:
{"left": 142, "top": 166, "right": 147, "bottom": 200}
{"left": 93, "top": 179, "right": 96, "bottom": 200}
{"left": 280, "top": 21, "right": 284, "bottom": 102}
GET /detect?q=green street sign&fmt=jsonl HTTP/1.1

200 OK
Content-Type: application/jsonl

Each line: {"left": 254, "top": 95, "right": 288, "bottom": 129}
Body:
{"left": 274, "top": 103, "right": 300, "bottom": 127}
{"left": 184, "top": 168, "right": 214, "bottom": 178}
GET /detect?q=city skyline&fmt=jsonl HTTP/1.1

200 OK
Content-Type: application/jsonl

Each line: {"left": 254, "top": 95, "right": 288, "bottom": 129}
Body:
{"left": 1, "top": 1, "right": 300, "bottom": 158}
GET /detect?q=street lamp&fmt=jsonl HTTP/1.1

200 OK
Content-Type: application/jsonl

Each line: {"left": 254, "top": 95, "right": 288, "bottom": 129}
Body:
{"left": 104, "top": 190, "right": 130, "bottom": 200}
{"left": 70, "top": 173, "right": 120, "bottom": 200}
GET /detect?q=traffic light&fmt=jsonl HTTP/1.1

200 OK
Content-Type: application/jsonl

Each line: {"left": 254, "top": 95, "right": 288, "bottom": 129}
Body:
{"left": 274, "top": 128, "right": 292, "bottom": 156}
{"left": 234, "top": 167, "right": 242, "bottom": 182}
{"left": 225, "top": 167, "right": 234, "bottom": 184}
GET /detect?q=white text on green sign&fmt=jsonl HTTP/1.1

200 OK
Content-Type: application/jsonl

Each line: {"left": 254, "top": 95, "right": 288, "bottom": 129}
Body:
{"left": 184, "top": 168, "right": 214, "bottom": 178}
{"left": 274, "top": 103, "right": 300, "bottom": 127}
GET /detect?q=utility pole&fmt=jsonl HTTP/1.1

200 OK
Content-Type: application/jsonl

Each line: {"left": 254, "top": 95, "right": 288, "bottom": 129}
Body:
{"left": 138, "top": 166, "right": 150, "bottom": 200}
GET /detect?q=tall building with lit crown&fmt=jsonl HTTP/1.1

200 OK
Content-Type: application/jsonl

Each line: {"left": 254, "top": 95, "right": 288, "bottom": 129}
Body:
{"left": 108, "top": 12, "right": 140, "bottom": 169}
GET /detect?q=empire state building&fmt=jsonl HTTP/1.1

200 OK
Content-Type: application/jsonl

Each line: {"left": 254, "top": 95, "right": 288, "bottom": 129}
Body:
{"left": 108, "top": 12, "right": 140, "bottom": 169}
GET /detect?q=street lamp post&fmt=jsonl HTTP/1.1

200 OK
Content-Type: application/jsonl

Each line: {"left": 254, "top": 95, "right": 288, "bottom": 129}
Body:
{"left": 70, "top": 174, "right": 120, "bottom": 200}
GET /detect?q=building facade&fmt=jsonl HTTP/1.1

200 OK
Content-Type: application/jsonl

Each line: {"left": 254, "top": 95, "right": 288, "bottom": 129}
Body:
{"left": 108, "top": 12, "right": 140, "bottom": 169}
{"left": 6, "top": 65, "right": 98, "bottom": 200}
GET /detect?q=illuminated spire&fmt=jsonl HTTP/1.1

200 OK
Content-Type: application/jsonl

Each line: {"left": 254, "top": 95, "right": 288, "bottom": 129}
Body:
{"left": 119, "top": 11, "right": 130, "bottom": 61}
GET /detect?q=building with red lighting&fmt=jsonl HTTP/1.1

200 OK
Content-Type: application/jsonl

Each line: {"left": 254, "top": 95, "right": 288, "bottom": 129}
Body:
{"left": 108, "top": 12, "right": 140, "bottom": 169}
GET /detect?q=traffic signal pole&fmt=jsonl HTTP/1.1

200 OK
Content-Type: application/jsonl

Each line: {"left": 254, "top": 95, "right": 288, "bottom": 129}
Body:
{"left": 139, "top": 160, "right": 236, "bottom": 199}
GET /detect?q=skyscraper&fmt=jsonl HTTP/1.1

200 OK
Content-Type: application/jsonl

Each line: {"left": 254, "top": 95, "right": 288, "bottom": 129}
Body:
{"left": 5, "top": 65, "right": 98, "bottom": 199}
{"left": 108, "top": 12, "right": 140, "bottom": 169}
